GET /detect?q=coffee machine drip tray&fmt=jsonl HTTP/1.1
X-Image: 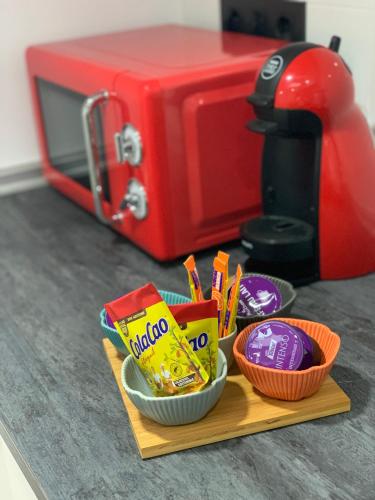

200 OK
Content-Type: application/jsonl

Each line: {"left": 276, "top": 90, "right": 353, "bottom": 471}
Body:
{"left": 241, "top": 215, "right": 318, "bottom": 285}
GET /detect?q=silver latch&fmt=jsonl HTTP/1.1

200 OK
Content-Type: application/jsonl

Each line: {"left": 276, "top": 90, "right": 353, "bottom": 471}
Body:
{"left": 112, "top": 178, "right": 147, "bottom": 222}
{"left": 114, "top": 123, "right": 142, "bottom": 166}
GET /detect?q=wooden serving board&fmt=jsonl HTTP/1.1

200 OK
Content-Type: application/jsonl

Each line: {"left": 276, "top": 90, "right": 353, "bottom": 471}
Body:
{"left": 103, "top": 339, "right": 350, "bottom": 459}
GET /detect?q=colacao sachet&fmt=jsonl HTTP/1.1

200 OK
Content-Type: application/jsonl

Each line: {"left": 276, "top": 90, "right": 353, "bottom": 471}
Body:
{"left": 170, "top": 300, "right": 219, "bottom": 382}
{"left": 105, "top": 284, "right": 209, "bottom": 396}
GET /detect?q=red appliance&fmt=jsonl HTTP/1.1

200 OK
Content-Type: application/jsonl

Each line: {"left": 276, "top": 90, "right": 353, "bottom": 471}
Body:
{"left": 241, "top": 37, "right": 375, "bottom": 283}
{"left": 26, "top": 25, "right": 284, "bottom": 260}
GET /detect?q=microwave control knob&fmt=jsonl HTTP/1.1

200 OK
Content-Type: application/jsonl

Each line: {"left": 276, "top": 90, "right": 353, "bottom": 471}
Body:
{"left": 115, "top": 123, "right": 142, "bottom": 166}
{"left": 119, "top": 178, "right": 147, "bottom": 220}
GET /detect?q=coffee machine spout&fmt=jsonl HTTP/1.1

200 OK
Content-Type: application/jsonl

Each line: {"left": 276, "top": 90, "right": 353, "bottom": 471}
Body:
{"left": 247, "top": 119, "right": 278, "bottom": 134}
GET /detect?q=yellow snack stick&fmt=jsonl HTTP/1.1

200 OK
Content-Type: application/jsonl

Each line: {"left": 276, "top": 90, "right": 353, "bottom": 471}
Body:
{"left": 211, "top": 256, "right": 228, "bottom": 338}
{"left": 105, "top": 284, "right": 209, "bottom": 396}
{"left": 170, "top": 300, "right": 219, "bottom": 382}
{"left": 223, "top": 264, "right": 243, "bottom": 337}
{"left": 183, "top": 255, "right": 204, "bottom": 302}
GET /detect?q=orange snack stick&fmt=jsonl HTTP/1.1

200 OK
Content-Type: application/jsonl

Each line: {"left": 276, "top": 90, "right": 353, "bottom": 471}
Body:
{"left": 184, "top": 255, "right": 204, "bottom": 302}
{"left": 211, "top": 256, "right": 228, "bottom": 337}
{"left": 217, "top": 251, "right": 230, "bottom": 328}
{"left": 223, "top": 264, "right": 243, "bottom": 337}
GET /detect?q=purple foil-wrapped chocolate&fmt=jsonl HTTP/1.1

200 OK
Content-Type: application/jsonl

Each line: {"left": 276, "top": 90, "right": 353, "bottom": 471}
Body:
{"left": 105, "top": 311, "right": 115, "bottom": 328}
{"left": 293, "top": 326, "right": 314, "bottom": 370}
{"left": 293, "top": 325, "right": 321, "bottom": 369}
{"left": 245, "top": 320, "right": 304, "bottom": 370}
{"left": 237, "top": 276, "right": 282, "bottom": 317}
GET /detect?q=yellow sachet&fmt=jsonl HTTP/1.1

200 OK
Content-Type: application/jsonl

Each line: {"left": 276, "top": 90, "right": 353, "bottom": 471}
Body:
{"left": 105, "top": 283, "right": 209, "bottom": 396}
{"left": 170, "top": 300, "right": 219, "bottom": 382}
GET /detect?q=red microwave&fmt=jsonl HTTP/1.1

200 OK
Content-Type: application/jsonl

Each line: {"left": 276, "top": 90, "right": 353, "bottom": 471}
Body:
{"left": 26, "top": 25, "right": 284, "bottom": 260}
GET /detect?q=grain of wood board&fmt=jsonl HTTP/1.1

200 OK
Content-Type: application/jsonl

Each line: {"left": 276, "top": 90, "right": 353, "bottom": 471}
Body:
{"left": 103, "top": 339, "right": 351, "bottom": 459}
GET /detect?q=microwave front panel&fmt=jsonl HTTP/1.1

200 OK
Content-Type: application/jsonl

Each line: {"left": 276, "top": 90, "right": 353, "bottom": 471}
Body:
{"left": 112, "top": 73, "right": 175, "bottom": 260}
{"left": 162, "top": 69, "right": 264, "bottom": 255}
{"left": 183, "top": 81, "right": 263, "bottom": 229}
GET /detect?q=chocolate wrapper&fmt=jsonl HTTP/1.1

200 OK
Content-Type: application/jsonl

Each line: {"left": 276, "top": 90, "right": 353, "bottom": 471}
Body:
{"left": 105, "top": 284, "right": 209, "bottom": 396}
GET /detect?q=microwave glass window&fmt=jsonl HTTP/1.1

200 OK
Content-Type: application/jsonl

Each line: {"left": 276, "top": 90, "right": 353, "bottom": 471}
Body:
{"left": 36, "top": 78, "right": 110, "bottom": 201}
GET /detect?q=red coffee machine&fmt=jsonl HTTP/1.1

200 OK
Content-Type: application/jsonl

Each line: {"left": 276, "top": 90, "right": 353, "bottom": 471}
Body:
{"left": 241, "top": 36, "right": 375, "bottom": 284}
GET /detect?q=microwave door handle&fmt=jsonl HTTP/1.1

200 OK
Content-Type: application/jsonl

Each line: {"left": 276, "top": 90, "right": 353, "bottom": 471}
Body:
{"left": 81, "top": 90, "right": 110, "bottom": 224}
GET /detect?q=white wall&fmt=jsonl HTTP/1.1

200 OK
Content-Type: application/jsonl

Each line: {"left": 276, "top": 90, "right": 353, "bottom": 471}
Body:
{"left": 181, "top": 0, "right": 375, "bottom": 125}
{"left": 306, "top": 0, "right": 375, "bottom": 124}
{"left": 2, "top": 0, "right": 374, "bottom": 173}
{"left": 0, "top": 0, "right": 182, "bottom": 171}
{"left": 181, "top": 0, "right": 221, "bottom": 30}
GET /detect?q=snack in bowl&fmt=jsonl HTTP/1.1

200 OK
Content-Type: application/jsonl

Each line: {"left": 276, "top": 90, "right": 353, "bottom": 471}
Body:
{"left": 234, "top": 318, "right": 341, "bottom": 401}
{"left": 204, "top": 272, "right": 296, "bottom": 330}
{"left": 292, "top": 325, "right": 321, "bottom": 369}
{"left": 211, "top": 255, "right": 228, "bottom": 337}
{"left": 245, "top": 320, "right": 305, "bottom": 370}
{"left": 99, "top": 290, "right": 191, "bottom": 356}
{"left": 121, "top": 348, "right": 228, "bottom": 426}
{"left": 237, "top": 275, "right": 282, "bottom": 317}
{"left": 223, "top": 264, "right": 242, "bottom": 338}
{"left": 169, "top": 300, "right": 219, "bottom": 382}
{"left": 184, "top": 255, "right": 204, "bottom": 302}
{"left": 105, "top": 284, "right": 209, "bottom": 396}
{"left": 245, "top": 320, "right": 321, "bottom": 371}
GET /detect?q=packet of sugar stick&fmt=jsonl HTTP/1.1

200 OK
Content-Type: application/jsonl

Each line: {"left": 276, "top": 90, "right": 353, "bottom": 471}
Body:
{"left": 105, "top": 283, "right": 209, "bottom": 396}
{"left": 170, "top": 300, "right": 219, "bottom": 382}
{"left": 223, "top": 265, "right": 242, "bottom": 337}
{"left": 211, "top": 256, "right": 228, "bottom": 337}
{"left": 183, "top": 255, "right": 204, "bottom": 302}
{"left": 217, "top": 251, "right": 230, "bottom": 332}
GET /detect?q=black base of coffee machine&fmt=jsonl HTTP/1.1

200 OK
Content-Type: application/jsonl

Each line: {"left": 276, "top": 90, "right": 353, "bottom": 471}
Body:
{"left": 241, "top": 215, "right": 319, "bottom": 286}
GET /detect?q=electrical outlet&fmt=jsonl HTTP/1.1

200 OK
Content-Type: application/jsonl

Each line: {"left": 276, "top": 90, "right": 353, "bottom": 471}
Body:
{"left": 221, "top": 0, "right": 306, "bottom": 42}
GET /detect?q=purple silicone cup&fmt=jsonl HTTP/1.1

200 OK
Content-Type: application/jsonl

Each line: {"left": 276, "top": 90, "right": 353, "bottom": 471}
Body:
{"left": 292, "top": 325, "right": 321, "bottom": 369}
{"left": 237, "top": 276, "right": 282, "bottom": 317}
{"left": 245, "top": 320, "right": 304, "bottom": 371}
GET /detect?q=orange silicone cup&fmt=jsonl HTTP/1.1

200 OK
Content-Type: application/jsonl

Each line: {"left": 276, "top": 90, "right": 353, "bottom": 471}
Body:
{"left": 233, "top": 318, "right": 341, "bottom": 401}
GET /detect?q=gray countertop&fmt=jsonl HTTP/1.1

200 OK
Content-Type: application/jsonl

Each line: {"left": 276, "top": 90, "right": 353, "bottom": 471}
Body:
{"left": 0, "top": 188, "right": 374, "bottom": 500}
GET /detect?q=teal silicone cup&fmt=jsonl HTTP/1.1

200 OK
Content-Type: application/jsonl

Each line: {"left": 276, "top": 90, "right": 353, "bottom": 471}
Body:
{"left": 100, "top": 308, "right": 129, "bottom": 355}
{"left": 121, "top": 349, "right": 227, "bottom": 425}
{"left": 99, "top": 290, "right": 191, "bottom": 355}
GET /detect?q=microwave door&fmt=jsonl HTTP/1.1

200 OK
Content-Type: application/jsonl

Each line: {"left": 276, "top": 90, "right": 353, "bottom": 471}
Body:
{"left": 36, "top": 78, "right": 120, "bottom": 223}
